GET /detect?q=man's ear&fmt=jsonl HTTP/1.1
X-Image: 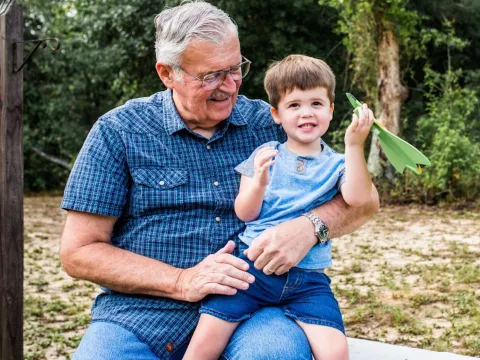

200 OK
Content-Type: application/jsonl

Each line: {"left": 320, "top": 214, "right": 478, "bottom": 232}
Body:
{"left": 155, "top": 62, "right": 175, "bottom": 89}
{"left": 270, "top": 107, "right": 281, "bottom": 125}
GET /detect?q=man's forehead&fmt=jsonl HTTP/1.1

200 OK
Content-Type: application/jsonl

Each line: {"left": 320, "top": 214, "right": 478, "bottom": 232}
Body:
{"left": 180, "top": 37, "right": 241, "bottom": 72}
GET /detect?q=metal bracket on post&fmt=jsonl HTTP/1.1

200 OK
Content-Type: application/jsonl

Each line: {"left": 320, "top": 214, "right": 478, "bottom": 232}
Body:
{"left": 0, "top": 0, "right": 15, "bottom": 16}
{"left": 13, "top": 38, "right": 60, "bottom": 73}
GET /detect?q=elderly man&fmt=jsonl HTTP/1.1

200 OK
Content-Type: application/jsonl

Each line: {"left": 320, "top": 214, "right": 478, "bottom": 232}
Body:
{"left": 60, "top": 1, "right": 379, "bottom": 359}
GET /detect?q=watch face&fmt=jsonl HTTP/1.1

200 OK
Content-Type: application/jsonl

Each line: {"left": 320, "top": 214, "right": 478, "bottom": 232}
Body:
{"left": 317, "top": 225, "right": 329, "bottom": 240}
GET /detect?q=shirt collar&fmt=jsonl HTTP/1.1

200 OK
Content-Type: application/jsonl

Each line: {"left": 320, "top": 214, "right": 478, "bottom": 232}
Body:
{"left": 162, "top": 90, "right": 248, "bottom": 135}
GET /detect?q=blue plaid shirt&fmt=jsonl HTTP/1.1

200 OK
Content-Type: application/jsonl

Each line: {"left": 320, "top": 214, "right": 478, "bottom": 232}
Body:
{"left": 61, "top": 89, "right": 286, "bottom": 358}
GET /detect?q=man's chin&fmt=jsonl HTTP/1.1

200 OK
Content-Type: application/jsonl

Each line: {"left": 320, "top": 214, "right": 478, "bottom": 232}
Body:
{"left": 208, "top": 103, "right": 234, "bottom": 119}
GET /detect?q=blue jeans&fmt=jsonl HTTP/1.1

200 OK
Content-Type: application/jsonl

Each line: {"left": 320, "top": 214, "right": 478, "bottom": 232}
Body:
{"left": 201, "top": 252, "right": 345, "bottom": 334}
{"left": 72, "top": 307, "right": 311, "bottom": 359}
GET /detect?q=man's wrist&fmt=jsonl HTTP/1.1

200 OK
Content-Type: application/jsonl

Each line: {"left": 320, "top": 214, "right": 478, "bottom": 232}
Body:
{"left": 299, "top": 215, "right": 318, "bottom": 247}
{"left": 172, "top": 267, "right": 189, "bottom": 302}
{"left": 301, "top": 212, "right": 329, "bottom": 244}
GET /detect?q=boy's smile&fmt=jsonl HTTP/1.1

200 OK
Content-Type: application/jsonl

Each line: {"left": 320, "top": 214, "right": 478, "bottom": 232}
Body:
{"left": 271, "top": 87, "right": 334, "bottom": 156}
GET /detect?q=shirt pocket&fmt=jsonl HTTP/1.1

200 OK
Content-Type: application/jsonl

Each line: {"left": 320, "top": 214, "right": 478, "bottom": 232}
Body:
{"left": 131, "top": 167, "right": 189, "bottom": 216}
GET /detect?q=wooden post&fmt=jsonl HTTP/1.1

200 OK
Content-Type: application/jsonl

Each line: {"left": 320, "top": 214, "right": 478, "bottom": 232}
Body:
{"left": 0, "top": 2, "right": 23, "bottom": 360}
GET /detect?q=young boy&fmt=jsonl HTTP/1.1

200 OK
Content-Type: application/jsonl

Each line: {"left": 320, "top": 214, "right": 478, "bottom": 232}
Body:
{"left": 183, "top": 55, "right": 374, "bottom": 360}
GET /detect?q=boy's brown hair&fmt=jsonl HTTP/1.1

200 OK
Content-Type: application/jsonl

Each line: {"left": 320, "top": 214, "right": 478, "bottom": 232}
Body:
{"left": 264, "top": 54, "right": 336, "bottom": 109}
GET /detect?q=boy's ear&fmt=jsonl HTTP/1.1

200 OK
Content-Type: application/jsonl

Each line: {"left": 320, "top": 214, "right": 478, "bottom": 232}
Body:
{"left": 155, "top": 62, "right": 175, "bottom": 89}
{"left": 270, "top": 107, "right": 281, "bottom": 125}
{"left": 329, "top": 103, "right": 335, "bottom": 121}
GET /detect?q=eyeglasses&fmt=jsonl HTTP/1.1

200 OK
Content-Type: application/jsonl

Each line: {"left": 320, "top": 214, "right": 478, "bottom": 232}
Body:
{"left": 174, "top": 56, "right": 251, "bottom": 90}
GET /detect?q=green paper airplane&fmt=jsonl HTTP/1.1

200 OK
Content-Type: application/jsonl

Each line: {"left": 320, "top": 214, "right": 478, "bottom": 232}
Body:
{"left": 346, "top": 93, "right": 431, "bottom": 175}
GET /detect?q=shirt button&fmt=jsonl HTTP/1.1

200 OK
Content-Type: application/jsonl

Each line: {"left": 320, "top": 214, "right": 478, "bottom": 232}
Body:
{"left": 166, "top": 342, "right": 174, "bottom": 352}
{"left": 206, "top": 144, "right": 211, "bottom": 150}
{"left": 215, "top": 217, "right": 221, "bottom": 222}
{"left": 159, "top": 181, "right": 165, "bottom": 186}
{"left": 214, "top": 181, "right": 219, "bottom": 187}
{"left": 297, "top": 160, "right": 304, "bottom": 166}
{"left": 297, "top": 167, "right": 303, "bottom": 172}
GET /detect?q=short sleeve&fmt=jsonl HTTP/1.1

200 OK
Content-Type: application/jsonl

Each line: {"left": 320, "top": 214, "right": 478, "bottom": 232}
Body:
{"left": 337, "top": 162, "right": 346, "bottom": 191}
{"left": 61, "top": 120, "right": 129, "bottom": 217}
{"left": 234, "top": 141, "right": 279, "bottom": 178}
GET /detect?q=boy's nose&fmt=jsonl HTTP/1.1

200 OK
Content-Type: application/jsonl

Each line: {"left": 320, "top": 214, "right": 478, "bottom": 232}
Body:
{"left": 300, "top": 109, "right": 314, "bottom": 118}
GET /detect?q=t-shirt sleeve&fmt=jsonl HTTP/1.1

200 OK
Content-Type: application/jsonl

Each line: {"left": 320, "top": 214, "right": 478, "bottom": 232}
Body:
{"left": 234, "top": 141, "right": 279, "bottom": 178}
{"left": 336, "top": 157, "right": 346, "bottom": 191}
{"left": 61, "top": 120, "right": 129, "bottom": 217}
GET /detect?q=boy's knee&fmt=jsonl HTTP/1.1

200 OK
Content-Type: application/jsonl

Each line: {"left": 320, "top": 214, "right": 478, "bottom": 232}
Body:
{"left": 316, "top": 336, "right": 349, "bottom": 360}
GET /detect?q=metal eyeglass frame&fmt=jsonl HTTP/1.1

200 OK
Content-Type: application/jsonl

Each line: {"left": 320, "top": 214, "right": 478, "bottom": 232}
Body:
{"left": 174, "top": 56, "right": 251, "bottom": 90}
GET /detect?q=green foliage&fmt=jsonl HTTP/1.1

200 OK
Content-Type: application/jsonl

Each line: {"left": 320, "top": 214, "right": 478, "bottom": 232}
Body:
{"left": 20, "top": 0, "right": 346, "bottom": 191}
{"left": 319, "top": 0, "right": 424, "bottom": 102}
{"left": 415, "top": 68, "right": 479, "bottom": 201}
{"left": 20, "top": 0, "right": 164, "bottom": 191}
{"left": 15, "top": 0, "right": 480, "bottom": 202}
{"left": 385, "top": 20, "right": 480, "bottom": 203}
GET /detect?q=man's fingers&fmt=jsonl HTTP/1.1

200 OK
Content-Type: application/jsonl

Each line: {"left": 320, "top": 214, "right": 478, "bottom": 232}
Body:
{"left": 216, "top": 240, "right": 236, "bottom": 255}
{"left": 209, "top": 271, "right": 253, "bottom": 290}
{"left": 246, "top": 237, "right": 268, "bottom": 261}
{"left": 202, "top": 283, "right": 237, "bottom": 296}
{"left": 214, "top": 251, "right": 250, "bottom": 271}
{"left": 253, "top": 251, "right": 272, "bottom": 271}
{"left": 274, "top": 264, "right": 289, "bottom": 275}
{"left": 217, "top": 262, "right": 255, "bottom": 283}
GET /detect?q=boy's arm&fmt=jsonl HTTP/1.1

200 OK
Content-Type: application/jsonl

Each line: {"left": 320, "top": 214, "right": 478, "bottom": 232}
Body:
{"left": 235, "top": 146, "right": 278, "bottom": 222}
{"left": 234, "top": 175, "right": 267, "bottom": 222}
{"left": 246, "top": 187, "right": 379, "bottom": 275}
{"left": 340, "top": 103, "right": 374, "bottom": 207}
{"left": 341, "top": 144, "right": 373, "bottom": 206}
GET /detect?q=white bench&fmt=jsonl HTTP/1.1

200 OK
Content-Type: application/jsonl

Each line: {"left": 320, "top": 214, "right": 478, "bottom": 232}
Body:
{"left": 348, "top": 338, "right": 479, "bottom": 360}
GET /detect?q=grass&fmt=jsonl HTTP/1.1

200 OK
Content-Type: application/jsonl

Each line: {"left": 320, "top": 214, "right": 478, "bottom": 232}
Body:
{"left": 23, "top": 196, "right": 480, "bottom": 359}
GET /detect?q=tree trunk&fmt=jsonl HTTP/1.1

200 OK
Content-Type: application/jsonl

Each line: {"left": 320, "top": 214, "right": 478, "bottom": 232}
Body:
{"left": 1, "top": 3, "right": 24, "bottom": 360}
{"left": 367, "top": 29, "right": 408, "bottom": 177}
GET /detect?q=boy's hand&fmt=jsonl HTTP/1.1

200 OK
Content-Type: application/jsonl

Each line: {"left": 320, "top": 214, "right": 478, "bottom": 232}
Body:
{"left": 345, "top": 103, "right": 374, "bottom": 147}
{"left": 253, "top": 147, "right": 278, "bottom": 186}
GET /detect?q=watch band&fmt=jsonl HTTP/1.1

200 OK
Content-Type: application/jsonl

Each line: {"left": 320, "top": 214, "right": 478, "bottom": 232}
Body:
{"left": 301, "top": 212, "right": 329, "bottom": 244}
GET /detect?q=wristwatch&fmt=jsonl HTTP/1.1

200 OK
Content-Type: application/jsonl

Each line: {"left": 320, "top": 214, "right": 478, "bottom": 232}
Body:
{"left": 302, "top": 212, "right": 329, "bottom": 244}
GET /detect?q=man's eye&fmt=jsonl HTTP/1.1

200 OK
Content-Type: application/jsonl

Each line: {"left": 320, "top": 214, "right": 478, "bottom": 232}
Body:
{"left": 230, "top": 65, "right": 242, "bottom": 74}
{"left": 204, "top": 72, "right": 222, "bottom": 83}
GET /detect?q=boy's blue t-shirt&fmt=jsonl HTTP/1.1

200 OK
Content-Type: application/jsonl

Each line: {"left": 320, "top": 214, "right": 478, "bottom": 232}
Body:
{"left": 235, "top": 140, "right": 346, "bottom": 270}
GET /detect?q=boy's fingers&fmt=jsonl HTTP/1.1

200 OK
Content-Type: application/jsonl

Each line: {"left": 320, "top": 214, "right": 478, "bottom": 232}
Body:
{"left": 261, "top": 160, "right": 276, "bottom": 171}
{"left": 351, "top": 115, "right": 359, "bottom": 130}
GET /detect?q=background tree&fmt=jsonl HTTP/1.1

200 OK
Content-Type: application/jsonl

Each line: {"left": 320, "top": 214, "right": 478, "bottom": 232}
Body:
{"left": 319, "top": 0, "right": 424, "bottom": 178}
{"left": 18, "top": 0, "right": 480, "bottom": 203}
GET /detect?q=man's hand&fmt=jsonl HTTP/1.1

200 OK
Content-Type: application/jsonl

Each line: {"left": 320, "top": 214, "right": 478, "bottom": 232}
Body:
{"left": 176, "top": 241, "right": 255, "bottom": 302}
{"left": 244, "top": 187, "right": 380, "bottom": 276}
{"left": 245, "top": 217, "right": 316, "bottom": 276}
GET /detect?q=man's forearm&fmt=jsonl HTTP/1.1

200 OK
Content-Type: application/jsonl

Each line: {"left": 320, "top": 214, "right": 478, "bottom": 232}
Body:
{"left": 311, "top": 184, "right": 380, "bottom": 239}
{"left": 62, "top": 242, "right": 185, "bottom": 300}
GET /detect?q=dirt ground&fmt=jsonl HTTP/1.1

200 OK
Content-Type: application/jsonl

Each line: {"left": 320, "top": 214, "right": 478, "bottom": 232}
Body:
{"left": 23, "top": 196, "right": 480, "bottom": 359}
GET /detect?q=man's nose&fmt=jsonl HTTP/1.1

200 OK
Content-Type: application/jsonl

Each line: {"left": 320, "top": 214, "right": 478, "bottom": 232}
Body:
{"left": 219, "top": 72, "right": 238, "bottom": 93}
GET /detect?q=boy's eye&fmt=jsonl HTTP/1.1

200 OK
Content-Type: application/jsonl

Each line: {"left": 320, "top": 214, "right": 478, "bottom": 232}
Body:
{"left": 312, "top": 101, "right": 322, "bottom": 106}
{"left": 288, "top": 103, "right": 299, "bottom": 108}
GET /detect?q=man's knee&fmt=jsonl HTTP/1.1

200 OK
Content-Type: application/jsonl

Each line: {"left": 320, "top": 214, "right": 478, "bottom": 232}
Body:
{"left": 224, "top": 307, "right": 311, "bottom": 360}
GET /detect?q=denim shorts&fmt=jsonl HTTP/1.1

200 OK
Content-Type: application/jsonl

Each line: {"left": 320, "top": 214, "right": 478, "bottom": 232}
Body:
{"left": 200, "top": 250, "right": 345, "bottom": 334}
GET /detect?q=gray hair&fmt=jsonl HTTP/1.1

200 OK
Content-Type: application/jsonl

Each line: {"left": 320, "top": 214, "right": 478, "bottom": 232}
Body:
{"left": 154, "top": 1, "right": 238, "bottom": 74}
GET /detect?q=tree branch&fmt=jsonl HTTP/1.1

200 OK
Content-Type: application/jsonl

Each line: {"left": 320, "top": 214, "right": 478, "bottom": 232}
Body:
{"left": 31, "top": 146, "right": 71, "bottom": 170}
